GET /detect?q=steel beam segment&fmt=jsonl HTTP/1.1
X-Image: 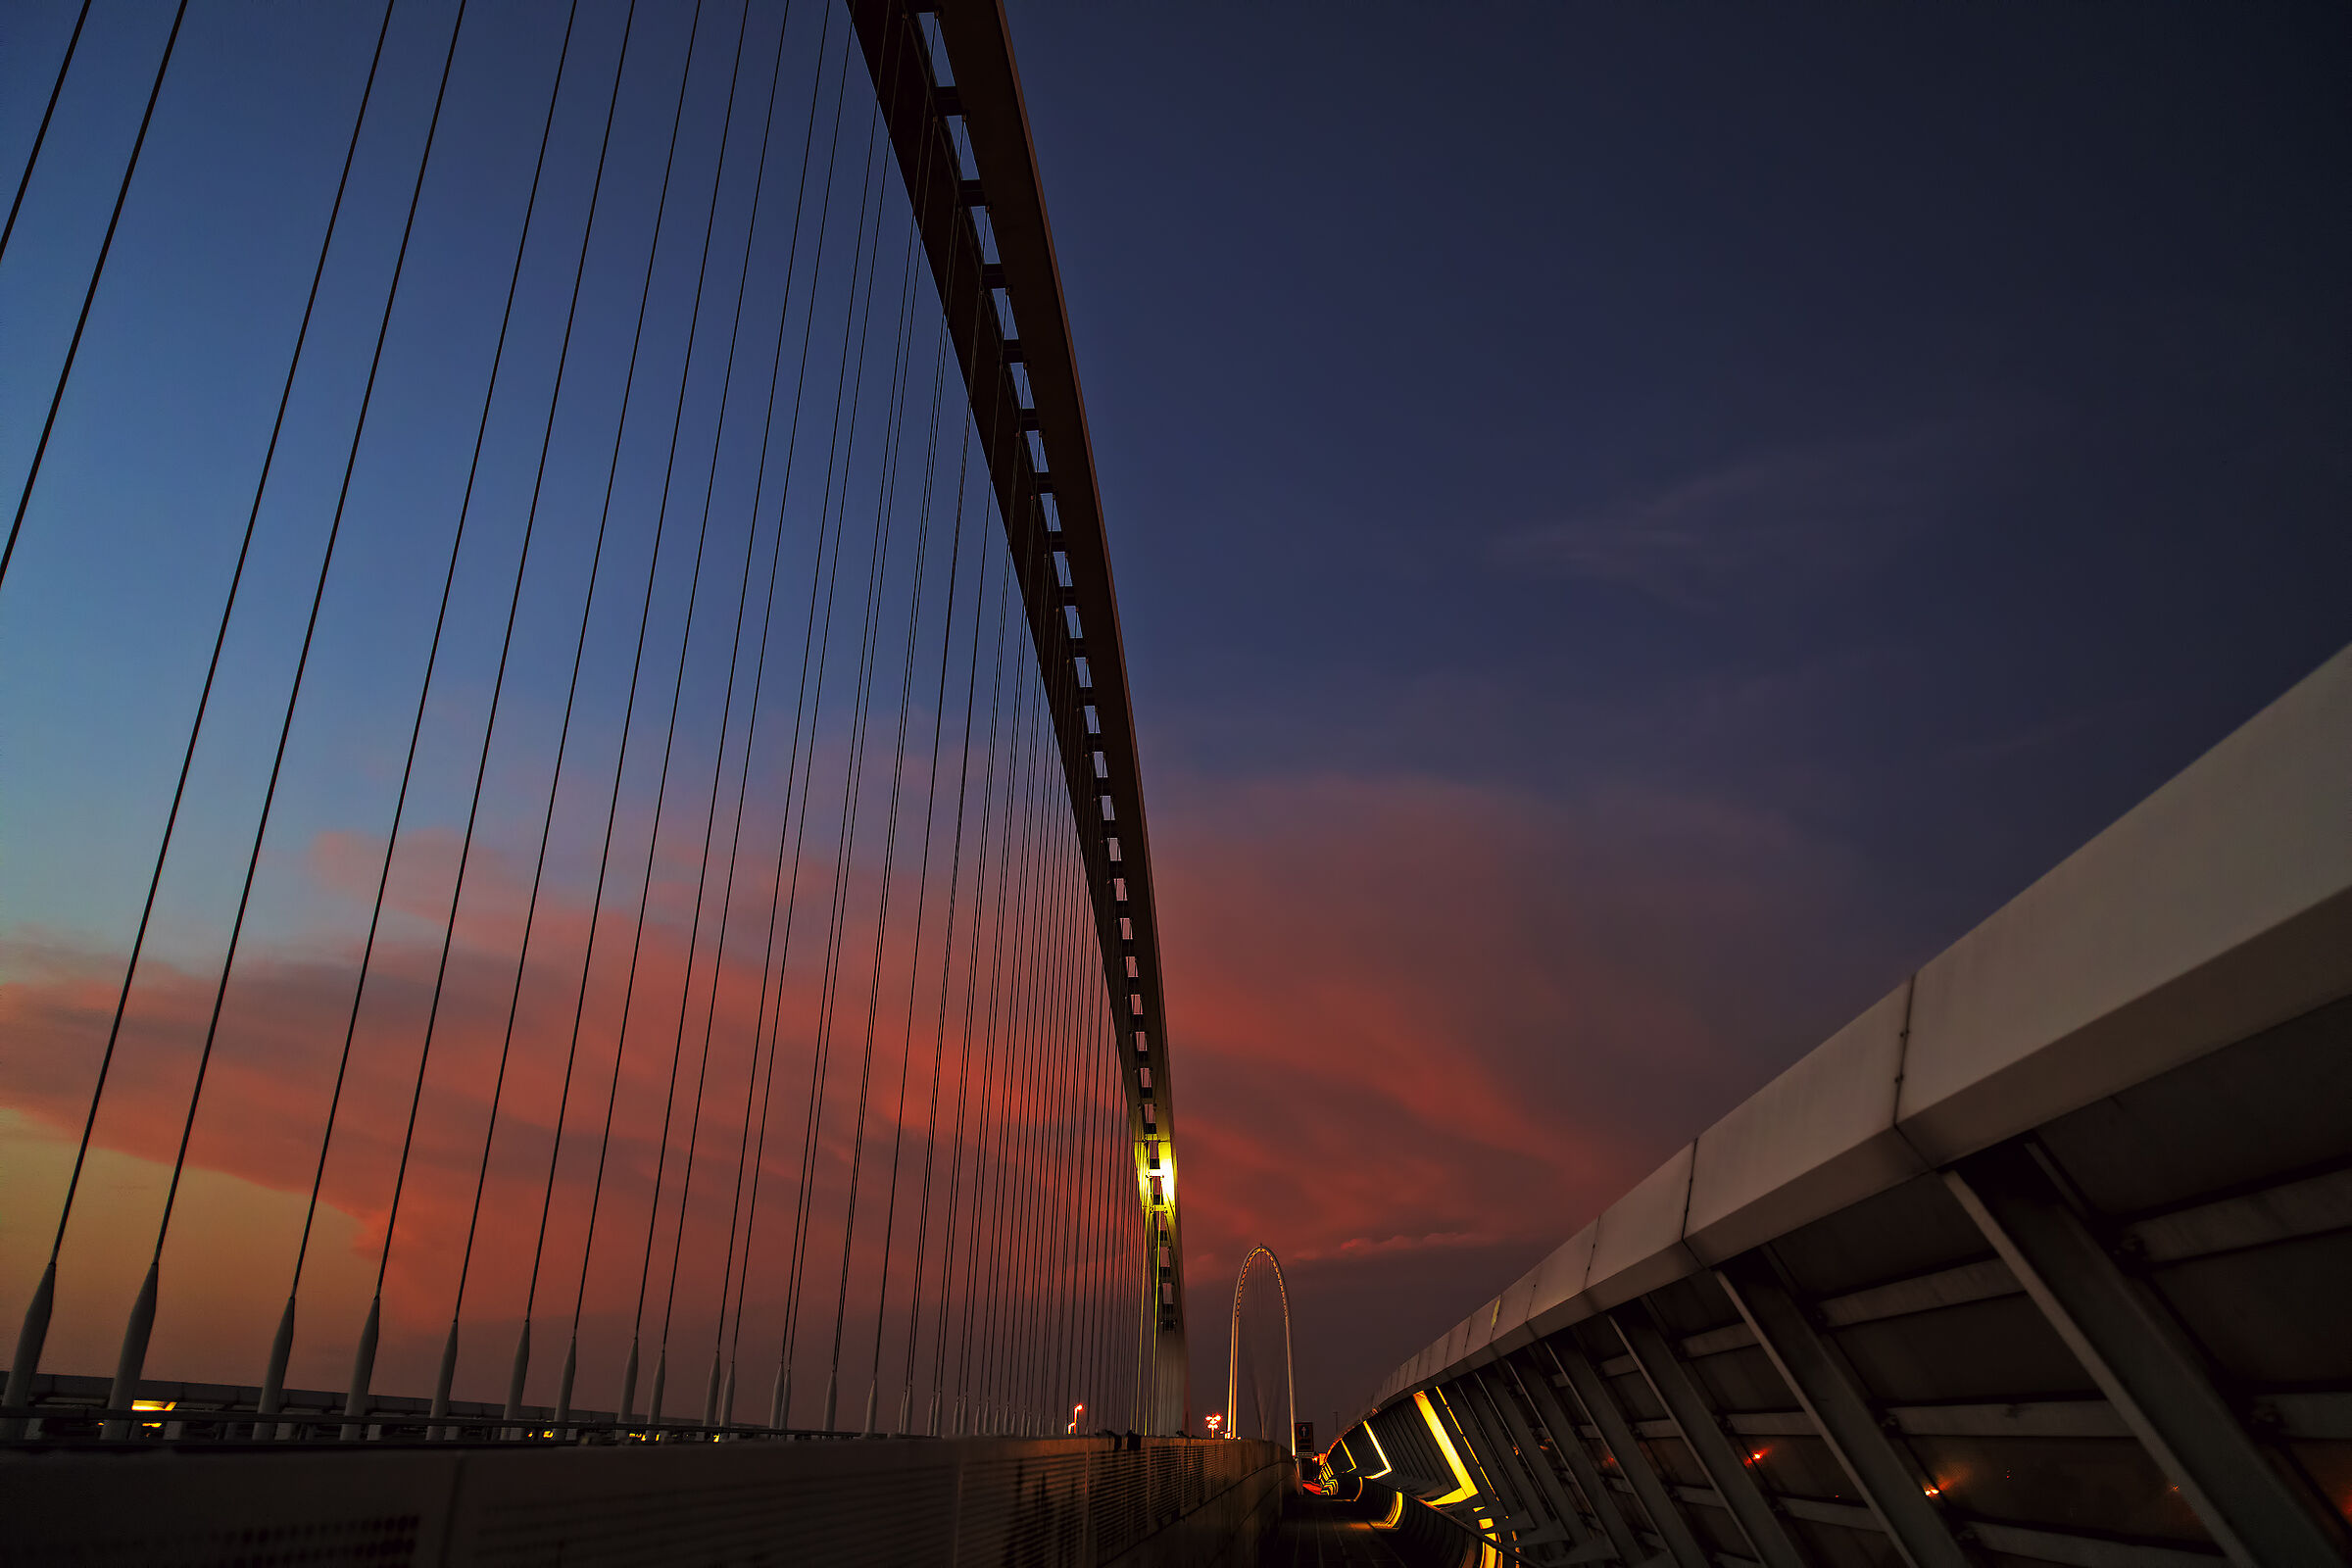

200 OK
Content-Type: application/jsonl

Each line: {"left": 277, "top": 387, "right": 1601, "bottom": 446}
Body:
{"left": 1450, "top": 1381, "right": 1548, "bottom": 1544}
{"left": 1609, "top": 1307, "right": 1810, "bottom": 1568}
{"left": 1505, "top": 1354, "right": 1647, "bottom": 1565}
{"left": 1946, "top": 1143, "right": 2346, "bottom": 1568}
{"left": 845, "top": 0, "right": 1187, "bottom": 1427}
{"left": 1471, "top": 1369, "right": 1606, "bottom": 1560}
{"left": 1714, "top": 1253, "right": 1976, "bottom": 1568}
{"left": 1433, "top": 1382, "right": 1521, "bottom": 1531}
{"left": 1546, "top": 1342, "right": 1713, "bottom": 1568}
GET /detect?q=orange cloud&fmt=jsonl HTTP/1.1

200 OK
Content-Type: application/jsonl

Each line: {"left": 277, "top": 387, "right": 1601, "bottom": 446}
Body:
{"left": 1149, "top": 768, "right": 1867, "bottom": 1416}
{"left": 0, "top": 816, "right": 1137, "bottom": 1427}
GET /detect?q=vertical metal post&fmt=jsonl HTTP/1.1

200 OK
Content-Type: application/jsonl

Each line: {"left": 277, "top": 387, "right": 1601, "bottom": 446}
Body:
{"left": 1473, "top": 1367, "right": 1606, "bottom": 1556}
{"left": 1434, "top": 1381, "right": 1519, "bottom": 1524}
{"left": 1610, "top": 1307, "right": 1810, "bottom": 1568}
{"left": 1947, "top": 1142, "right": 2346, "bottom": 1568}
{"left": 1457, "top": 1370, "right": 1590, "bottom": 1559}
{"left": 1715, "top": 1252, "right": 1974, "bottom": 1568}
{"left": 1547, "top": 1339, "right": 1713, "bottom": 1568}
{"left": 1504, "top": 1351, "right": 1647, "bottom": 1566}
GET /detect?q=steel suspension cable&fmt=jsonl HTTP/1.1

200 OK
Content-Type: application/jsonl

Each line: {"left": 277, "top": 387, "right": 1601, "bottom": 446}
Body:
{"left": 964, "top": 658, "right": 1039, "bottom": 1429}
{"left": 481, "top": 0, "right": 656, "bottom": 1430}
{"left": 669, "top": 0, "right": 852, "bottom": 1430}
{"left": 1029, "top": 538, "right": 1105, "bottom": 1429}
{"left": 826, "top": 311, "right": 951, "bottom": 1436}
{"left": 538, "top": 0, "right": 714, "bottom": 1435}
{"left": 802, "top": 203, "right": 927, "bottom": 1432}
{"left": 1089, "top": 1005, "right": 1119, "bottom": 1424}
{"left": 0, "top": 0, "right": 397, "bottom": 1443}
{"left": 0, "top": 0, "right": 187, "bottom": 594}
{"left": 893, "top": 447, "right": 988, "bottom": 1434}
{"left": 261, "top": 0, "right": 611, "bottom": 1439}
{"left": 1010, "top": 827, "right": 1073, "bottom": 1429}
{"left": 973, "top": 660, "right": 1048, "bottom": 1428}
{"left": 692, "top": 8, "right": 865, "bottom": 1430}
{"left": 343, "top": 0, "right": 593, "bottom": 1437}
{"left": 1072, "top": 877, "right": 1112, "bottom": 1424}
{"left": 975, "top": 372, "right": 1091, "bottom": 1430}
{"left": 952, "top": 614, "right": 1027, "bottom": 1431}
{"left": 1018, "top": 724, "right": 1087, "bottom": 1429}
{"left": 914, "top": 209, "right": 1026, "bottom": 1429}
{"left": 875, "top": 381, "right": 974, "bottom": 1437}
{"left": 998, "top": 746, "right": 1065, "bottom": 1430}
{"left": 767, "top": 104, "right": 898, "bottom": 1427}
{"left": 0, "top": 0, "right": 92, "bottom": 264}
{"left": 1018, "top": 690, "right": 1081, "bottom": 1433}
{"left": 781, "top": 16, "right": 940, "bottom": 1430}
{"left": 599, "top": 0, "right": 761, "bottom": 1424}
{"left": 735, "top": 91, "right": 890, "bottom": 1420}
{"left": 894, "top": 175, "right": 1024, "bottom": 1430}
{"left": 992, "top": 480, "right": 1094, "bottom": 1432}
{"left": 816, "top": 87, "right": 962, "bottom": 1428}
{"left": 852, "top": 131, "right": 971, "bottom": 1438}
{"left": 106, "top": 0, "right": 469, "bottom": 1443}
{"left": 630, "top": 0, "right": 808, "bottom": 1429}
{"left": 1041, "top": 858, "right": 1093, "bottom": 1425}
{"left": 932, "top": 551, "right": 1012, "bottom": 1432}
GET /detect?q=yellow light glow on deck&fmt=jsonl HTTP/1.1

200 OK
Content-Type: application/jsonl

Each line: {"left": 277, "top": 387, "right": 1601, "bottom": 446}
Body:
{"left": 1374, "top": 1492, "right": 1404, "bottom": 1529}
{"left": 1413, "top": 1389, "right": 1479, "bottom": 1505}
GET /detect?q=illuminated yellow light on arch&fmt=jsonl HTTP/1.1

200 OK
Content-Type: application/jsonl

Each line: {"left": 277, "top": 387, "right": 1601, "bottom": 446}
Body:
{"left": 1361, "top": 1418, "right": 1395, "bottom": 1479}
{"left": 1374, "top": 1492, "right": 1404, "bottom": 1530}
{"left": 1413, "top": 1389, "right": 1479, "bottom": 1506}
{"left": 1136, "top": 1145, "right": 1175, "bottom": 1207}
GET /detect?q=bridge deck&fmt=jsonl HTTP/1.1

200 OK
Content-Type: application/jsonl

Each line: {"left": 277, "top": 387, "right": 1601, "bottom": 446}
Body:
{"left": 1272, "top": 1491, "right": 1464, "bottom": 1568}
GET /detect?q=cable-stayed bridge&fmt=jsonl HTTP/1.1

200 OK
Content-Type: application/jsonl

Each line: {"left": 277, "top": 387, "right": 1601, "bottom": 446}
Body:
{"left": 0, "top": 1, "right": 1297, "bottom": 1560}
{"left": 7, "top": 4, "right": 2350, "bottom": 1568}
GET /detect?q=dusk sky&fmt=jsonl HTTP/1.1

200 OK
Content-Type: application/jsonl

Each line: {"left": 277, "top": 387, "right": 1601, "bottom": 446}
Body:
{"left": 3, "top": 1, "right": 2349, "bottom": 1443}
{"left": 1001, "top": 2, "right": 2352, "bottom": 1434}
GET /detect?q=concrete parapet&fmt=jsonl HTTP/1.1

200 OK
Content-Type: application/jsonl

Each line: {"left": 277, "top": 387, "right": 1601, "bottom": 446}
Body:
{"left": 1370, "top": 640, "right": 2352, "bottom": 1412}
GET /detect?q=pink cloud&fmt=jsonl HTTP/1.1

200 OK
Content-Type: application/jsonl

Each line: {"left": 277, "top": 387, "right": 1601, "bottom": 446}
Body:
{"left": 1148, "top": 767, "right": 1865, "bottom": 1415}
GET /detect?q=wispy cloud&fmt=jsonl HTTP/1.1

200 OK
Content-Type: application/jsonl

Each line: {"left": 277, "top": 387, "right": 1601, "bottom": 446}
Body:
{"left": 1491, "top": 426, "right": 1973, "bottom": 609}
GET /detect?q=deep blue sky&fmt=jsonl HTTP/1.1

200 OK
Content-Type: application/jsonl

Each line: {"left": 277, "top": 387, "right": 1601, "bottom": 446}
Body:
{"left": 996, "top": 2, "right": 2352, "bottom": 1430}
{"left": 1, "top": 2, "right": 2348, "bottom": 1439}
{"left": 1018, "top": 1, "right": 2350, "bottom": 936}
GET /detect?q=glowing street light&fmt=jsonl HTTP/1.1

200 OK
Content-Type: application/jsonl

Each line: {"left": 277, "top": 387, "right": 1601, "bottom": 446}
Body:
{"left": 1068, "top": 1402, "right": 1086, "bottom": 1434}
{"left": 1205, "top": 1412, "right": 1224, "bottom": 1438}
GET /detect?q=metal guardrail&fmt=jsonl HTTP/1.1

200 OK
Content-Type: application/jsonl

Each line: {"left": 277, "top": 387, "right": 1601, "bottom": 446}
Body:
{"left": 0, "top": 1431, "right": 1292, "bottom": 1566}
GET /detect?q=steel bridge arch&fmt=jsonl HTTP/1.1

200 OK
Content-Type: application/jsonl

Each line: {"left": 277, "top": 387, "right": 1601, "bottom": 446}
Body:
{"left": 1223, "top": 1246, "right": 1296, "bottom": 1449}
{"left": 846, "top": 0, "right": 1188, "bottom": 1430}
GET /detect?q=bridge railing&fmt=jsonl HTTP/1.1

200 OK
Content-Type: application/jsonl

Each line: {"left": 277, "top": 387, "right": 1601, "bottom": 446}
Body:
{"left": 1, "top": 1431, "right": 1292, "bottom": 1566}
{"left": 1331, "top": 644, "right": 2352, "bottom": 1567}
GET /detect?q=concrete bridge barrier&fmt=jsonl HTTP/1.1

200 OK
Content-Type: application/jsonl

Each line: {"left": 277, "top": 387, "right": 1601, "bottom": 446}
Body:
{"left": 0, "top": 1433, "right": 1293, "bottom": 1566}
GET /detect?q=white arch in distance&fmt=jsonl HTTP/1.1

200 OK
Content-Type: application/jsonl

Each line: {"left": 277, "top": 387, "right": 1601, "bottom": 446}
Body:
{"left": 1224, "top": 1245, "right": 1296, "bottom": 1448}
